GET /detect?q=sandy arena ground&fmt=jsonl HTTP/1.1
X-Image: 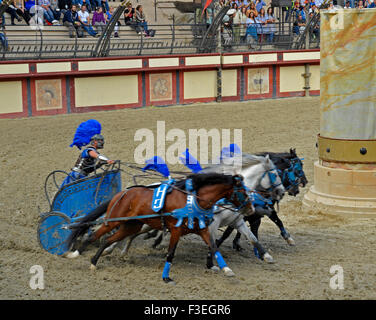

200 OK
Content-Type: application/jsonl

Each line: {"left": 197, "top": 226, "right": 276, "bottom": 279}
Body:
{"left": 0, "top": 96, "right": 375, "bottom": 300}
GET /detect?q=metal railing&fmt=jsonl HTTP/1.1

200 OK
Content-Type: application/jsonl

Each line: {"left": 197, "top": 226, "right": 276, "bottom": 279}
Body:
{"left": 0, "top": 0, "right": 321, "bottom": 61}
{"left": 0, "top": 22, "right": 320, "bottom": 61}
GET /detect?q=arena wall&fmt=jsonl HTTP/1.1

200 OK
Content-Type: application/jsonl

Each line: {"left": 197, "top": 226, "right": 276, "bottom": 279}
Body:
{"left": 0, "top": 49, "right": 320, "bottom": 119}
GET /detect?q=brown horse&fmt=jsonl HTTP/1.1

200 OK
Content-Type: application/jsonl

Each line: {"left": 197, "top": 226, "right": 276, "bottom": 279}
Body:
{"left": 65, "top": 173, "right": 251, "bottom": 283}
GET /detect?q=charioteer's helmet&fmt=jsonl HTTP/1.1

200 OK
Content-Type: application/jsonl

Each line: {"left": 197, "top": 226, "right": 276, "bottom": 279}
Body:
{"left": 90, "top": 134, "right": 105, "bottom": 149}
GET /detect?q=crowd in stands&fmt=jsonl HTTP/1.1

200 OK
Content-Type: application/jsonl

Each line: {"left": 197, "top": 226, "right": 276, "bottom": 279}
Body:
{"left": 0, "top": 0, "right": 155, "bottom": 39}
{"left": 209, "top": 0, "right": 374, "bottom": 49}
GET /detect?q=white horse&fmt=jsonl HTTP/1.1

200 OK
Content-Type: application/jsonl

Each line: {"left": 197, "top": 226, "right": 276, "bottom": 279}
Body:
{"left": 200, "top": 153, "right": 285, "bottom": 268}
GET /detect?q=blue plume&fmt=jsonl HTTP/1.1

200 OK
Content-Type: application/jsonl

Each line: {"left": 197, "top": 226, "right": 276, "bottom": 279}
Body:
{"left": 142, "top": 156, "right": 170, "bottom": 177}
{"left": 179, "top": 148, "right": 202, "bottom": 173}
{"left": 69, "top": 119, "right": 102, "bottom": 149}
{"left": 220, "top": 143, "right": 241, "bottom": 159}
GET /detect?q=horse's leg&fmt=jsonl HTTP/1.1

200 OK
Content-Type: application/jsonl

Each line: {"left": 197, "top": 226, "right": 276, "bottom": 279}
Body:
{"left": 144, "top": 228, "right": 159, "bottom": 239}
{"left": 199, "top": 228, "right": 235, "bottom": 277}
{"left": 234, "top": 219, "right": 274, "bottom": 263}
{"left": 119, "top": 225, "right": 153, "bottom": 256}
{"left": 232, "top": 231, "right": 243, "bottom": 251}
{"left": 65, "top": 222, "right": 116, "bottom": 259}
{"left": 162, "top": 228, "right": 181, "bottom": 284}
{"left": 152, "top": 231, "right": 164, "bottom": 249}
{"left": 90, "top": 221, "right": 143, "bottom": 270}
{"left": 269, "top": 208, "right": 295, "bottom": 246}
{"left": 250, "top": 217, "right": 262, "bottom": 258}
{"left": 215, "top": 226, "right": 235, "bottom": 248}
{"left": 207, "top": 217, "right": 221, "bottom": 272}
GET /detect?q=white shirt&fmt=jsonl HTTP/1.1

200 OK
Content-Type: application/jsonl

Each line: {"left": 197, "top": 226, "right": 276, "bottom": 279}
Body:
{"left": 78, "top": 10, "right": 89, "bottom": 24}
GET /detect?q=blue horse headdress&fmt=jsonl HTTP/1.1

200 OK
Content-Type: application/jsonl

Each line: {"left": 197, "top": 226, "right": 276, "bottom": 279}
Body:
{"left": 179, "top": 148, "right": 202, "bottom": 173}
{"left": 220, "top": 143, "right": 242, "bottom": 160}
{"left": 142, "top": 156, "right": 170, "bottom": 178}
{"left": 69, "top": 119, "right": 102, "bottom": 150}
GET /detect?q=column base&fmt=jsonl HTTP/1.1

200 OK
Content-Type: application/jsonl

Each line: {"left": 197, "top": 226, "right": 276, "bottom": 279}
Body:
{"left": 302, "top": 161, "right": 376, "bottom": 216}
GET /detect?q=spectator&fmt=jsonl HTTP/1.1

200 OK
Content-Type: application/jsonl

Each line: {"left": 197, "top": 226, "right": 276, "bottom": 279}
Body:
{"left": 344, "top": 1, "right": 351, "bottom": 7}
{"left": 63, "top": 4, "right": 83, "bottom": 37}
{"left": 38, "top": 0, "right": 59, "bottom": 25}
{"left": 5, "top": 2, "right": 22, "bottom": 25}
{"left": 357, "top": 0, "right": 364, "bottom": 7}
{"left": 232, "top": 4, "right": 242, "bottom": 43}
{"left": 49, "top": 0, "right": 63, "bottom": 22}
{"left": 78, "top": 4, "right": 97, "bottom": 37}
{"left": 57, "top": 0, "right": 72, "bottom": 16}
{"left": 76, "top": 0, "right": 92, "bottom": 13}
{"left": 135, "top": 5, "right": 154, "bottom": 37}
{"left": 248, "top": 2, "right": 258, "bottom": 17}
{"left": 265, "top": 6, "right": 276, "bottom": 44}
{"left": 309, "top": 11, "right": 319, "bottom": 40}
{"left": 123, "top": 2, "right": 135, "bottom": 26}
{"left": 10, "top": 0, "right": 31, "bottom": 25}
{"left": 296, "top": 5, "right": 306, "bottom": 22}
{"left": 368, "top": 0, "right": 375, "bottom": 7}
{"left": 101, "top": 0, "right": 109, "bottom": 13}
{"left": 256, "top": 7, "right": 267, "bottom": 43}
{"left": 0, "top": 15, "right": 8, "bottom": 51}
{"left": 297, "top": 14, "right": 306, "bottom": 33}
{"left": 239, "top": 6, "right": 248, "bottom": 42}
{"left": 245, "top": 10, "right": 258, "bottom": 47}
{"left": 255, "top": 0, "right": 266, "bottom": 13}
{"left": 92, "top": 6, "right": 106, "bottom": 34}
{"left": 106, "top": 6, "right": 120, "bottom": 37}
{"left": 205, "top": 5, "right": 213, "bottom": 29}
{"left": 221, "top": 13, "right": 233, "bottom": 49}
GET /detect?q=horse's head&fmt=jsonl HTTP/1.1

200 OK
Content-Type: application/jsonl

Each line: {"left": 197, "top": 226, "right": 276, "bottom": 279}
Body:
{"left": 225, "top": 174, "right": 253, "bottom": 211}
{"left": 257, "top": 155, "right": 285, "bottom": 201}
{"left": 289, "top": 148, "right": 308, "bottom": 189}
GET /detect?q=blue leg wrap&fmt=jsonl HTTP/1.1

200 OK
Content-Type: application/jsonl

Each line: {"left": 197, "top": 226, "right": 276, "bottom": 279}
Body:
{"left": 253, "top": 247, "right": 260, "bottom": 259}
{"left": 162, "top": 262, "right": 171, "bottom": 279}
{"left": 214, "top": 251, "right": 227, "bottom": 269}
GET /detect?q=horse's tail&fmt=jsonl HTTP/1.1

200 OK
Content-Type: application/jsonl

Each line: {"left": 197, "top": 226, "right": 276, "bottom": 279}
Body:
{"left": 67, "top": 200, "right": 111, "bottom": 251}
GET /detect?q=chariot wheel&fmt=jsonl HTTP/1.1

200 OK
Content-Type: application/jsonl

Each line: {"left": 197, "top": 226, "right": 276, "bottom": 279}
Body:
{"left": 37, "top": 211, "right": 72, "bottom": 256}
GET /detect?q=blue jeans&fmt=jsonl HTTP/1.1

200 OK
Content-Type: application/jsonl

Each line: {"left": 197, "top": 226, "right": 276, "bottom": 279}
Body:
{"left": 268, "top": 32, "right": 274, "bottom": 43}
{"left": 82, "top": 24, "right": 97, "bottom": 36}
{"left": 90, "top": 0, "right": 101, "bottom": 9}
{"left": 102, "top": 0, "right": 109, "bottom": 12}
{"left": 0, "top": 33, "right": 8, "bottom": 51}
{"left": 138, "top": 21, "right": 149, "bottom": 33}
{"left": 43, "top": 8, "right": 55, "bottom": 22}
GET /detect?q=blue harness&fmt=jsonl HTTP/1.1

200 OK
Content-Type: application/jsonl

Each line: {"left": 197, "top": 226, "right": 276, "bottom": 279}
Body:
{"left": 171, "top": 179, "right": 214, "bottom": 229}
{"left": 151, "top": 178, "right": 213, "bottom": 230}
{"left": 152, "top": 177, "right": 251, "bottom": 230}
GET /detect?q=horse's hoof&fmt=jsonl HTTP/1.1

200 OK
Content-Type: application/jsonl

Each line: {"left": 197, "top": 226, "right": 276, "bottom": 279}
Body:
{"left": 232, "top": 243, "right": 243, "bottom": 252}
{"left": 90, "top": 264, "right": 97, "bottom": 271}
{"left": 163, "top": 277, "right": 176, "bottom": 285}
{"left": 210, "top": 266, "right": 220, "bottom": 273}
{"left": 263, "top": 253, "right": 274, "bottom": 263}
{"left": 286, "top": 237, "right": 296, "bottom": 246}
{"left": 102, "top": 247, "right": 114, "bottom": 256}
{"left": 223, "top": 266, "right": 235, "bottom": 277}
{"left": 64, "top": 250, "right": 80, "bottom": 259}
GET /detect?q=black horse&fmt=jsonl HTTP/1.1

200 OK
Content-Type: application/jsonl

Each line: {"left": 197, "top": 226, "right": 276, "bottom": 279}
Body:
{"left": 215, "top": 149, "right": 308, "bottom": 254}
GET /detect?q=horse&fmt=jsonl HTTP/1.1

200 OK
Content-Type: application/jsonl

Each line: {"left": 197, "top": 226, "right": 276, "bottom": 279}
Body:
{"left": 121, "top": 154, "right": 286, "bottom": 266}
{"left": 64, "top": 172, "right": 253, "bottom": 283}
{"left": 216, "top": 149, "right": 308, "bottom": 255}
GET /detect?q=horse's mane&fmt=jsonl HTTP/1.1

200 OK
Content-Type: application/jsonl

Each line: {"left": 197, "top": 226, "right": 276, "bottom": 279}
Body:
{"left": 256, "top": 151, "right": 297, "bottom": 170}
{"left": 174, "top": 173, "right": 234, "bottom": 191}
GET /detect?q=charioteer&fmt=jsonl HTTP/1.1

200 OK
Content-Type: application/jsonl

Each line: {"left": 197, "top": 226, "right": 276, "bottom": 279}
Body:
{"left": 61, "top": 119, "right": 115, "bottom": 187}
